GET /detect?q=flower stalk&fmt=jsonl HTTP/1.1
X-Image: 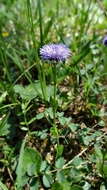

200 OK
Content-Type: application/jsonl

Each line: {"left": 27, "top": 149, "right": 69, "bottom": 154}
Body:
{"left": 52, "top": 63, "right": 57, "bottom": 126}
{"left": 39, "top": 43, "right": 71, "bottom": 137}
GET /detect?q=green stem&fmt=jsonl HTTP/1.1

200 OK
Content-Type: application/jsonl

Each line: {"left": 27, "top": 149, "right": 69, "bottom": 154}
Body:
{"left": 52, "top": 63, "right": 57, "bottom": 125}
{"left": 38, "top": 63, "right": 47, "bottom": 103}
{"left": 52, "top": 63, "right": 59, "bottom": 144}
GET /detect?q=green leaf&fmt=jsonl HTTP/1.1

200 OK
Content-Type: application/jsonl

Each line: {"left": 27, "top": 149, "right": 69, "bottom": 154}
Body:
{"left": 0, "top": 91, "right": 7, "bottom": 103}
{"left": 43, "top": 174, "right": 53, "bottom": 188}
{"left": 103, "top": 0, "right": 107, "bottom": 8}
{"left": 71, "top": 185, "right": 83, "bottom": 190}
{"left": 94, "top": 145, "right": 104, "bottom": 175}
{"left": 56, "top": 144, "right": 64, "bottom": 158}
{"left": 72, "top": 157, "right": 83, "bottom": 167}
{"left": 103, "top": 160, "right": 107, "bottom": 177}
{"left": 16, "top": 136, "right": 28, "bottom": 189}
{"left": 14, "top": 84, "right": 38, "bottom": 101}
{"left": 59, "top": 116, "right": 71, "bottom": 126}
{"left": 27, "top": 163, "right": 36, "bottom": 176}
{"left": 55, "top": 157, "right": 65, "bottom": 169}
{"left": 30, "top": 178, "right": 40, "bottom": 190}
{"left": 40, "top": 160, "right": 47, "bottom": 172}
{"left": 0, "top": 181, "right": 8, "bottom": 190}
{"left": 45, "top": 107, "right": 53, "bottom": 119}
{"left": 16, "top": 143, "right": 42, "bottom": 189}
{"left": 68, "top": 123, "right": 79, "bottom": 132}
{"left": 62, "top": 182, "right": 72, "bottom": 190}
{"left": 95, "top": 145, "right": 103, "bottom": 161}
{"left": 0, "top": 113, "right": 11, "bottom": 136}
{"left": 83, "top": 182, "right": 91, "bottom": 190}
{"left": 100, "top": 183, "right": 107, "bottom": 190}
{"left": 16, "top": 175, "right": 29, "bottom": 188}
{"left": 52, "top": 182, "right": 71, "bottom": 190}
{"left": 56, "top": 171, "right": 66, "bottom": 183}
{"left": 36, "top": 112, "right": 44, "bottom": 120}
{"left": 46, "top": 85, "right": 54, "bottom": 101}
{"left": 98, "top": 120, "right": 105, "bottom": 127}
{"left": 69, "top": 168, "right": 83, "bottom": 183}
{"left": 52, "top": 182, "right": 62, "bottom": 190}
{"left": 23, "top": 147, "right": 42, "bottom": 176}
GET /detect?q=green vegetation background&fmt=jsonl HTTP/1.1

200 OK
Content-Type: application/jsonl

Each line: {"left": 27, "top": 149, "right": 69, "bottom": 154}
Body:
{"left": 0, "top": 0, "right": 107, "bottom": 189}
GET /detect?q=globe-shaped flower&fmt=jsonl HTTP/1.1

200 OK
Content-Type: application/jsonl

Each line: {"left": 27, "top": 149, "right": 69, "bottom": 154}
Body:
{"left": 40, "top": 43, "right": 71, "bottom": 62}
{"left": 103, "top": 36, "right": 107, "bottom": 46}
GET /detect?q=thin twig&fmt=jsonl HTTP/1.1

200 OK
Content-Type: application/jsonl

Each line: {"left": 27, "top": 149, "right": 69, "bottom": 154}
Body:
{"left": 7, "top": 167, "right": 14, "bottom": 182}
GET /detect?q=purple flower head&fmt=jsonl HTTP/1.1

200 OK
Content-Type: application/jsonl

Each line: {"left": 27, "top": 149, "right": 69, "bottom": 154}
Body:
{"left": 40, "top": 43, "right": 71, "bottom": 62}
{"left": 103, "top": 36, "right": 107, "bottom": 46}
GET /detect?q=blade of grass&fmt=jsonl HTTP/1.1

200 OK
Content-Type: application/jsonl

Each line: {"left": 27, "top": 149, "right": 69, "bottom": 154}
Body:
{"left": 43, "top": 15, "right": 55, "bottom": 40}
{"left": 0, "top": 47, "right": 12, "bottom": 84}
{"left": 26, "top": 0, "right": 37, "bottom": 49}
{"left": 0, "top": 181, "right": 9, "bottom": 190}
{"left": 37, "top": 0, "right": 43, "bottom": 46}
{"left": 6, "top": 49, "right": 41, "bottom": 97}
